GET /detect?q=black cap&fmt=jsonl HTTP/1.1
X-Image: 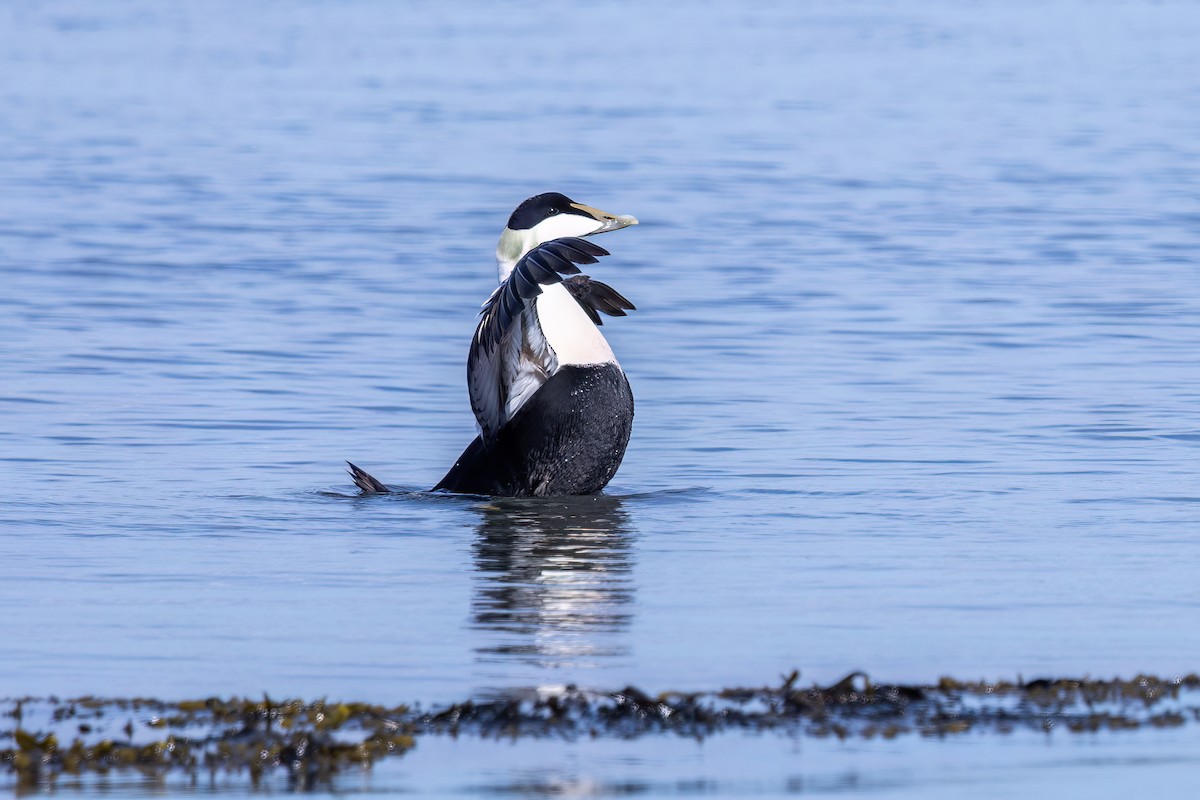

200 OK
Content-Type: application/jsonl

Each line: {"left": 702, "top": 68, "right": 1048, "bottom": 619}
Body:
{"left": 506, "top": 192, "right": 585, "bottom": 230}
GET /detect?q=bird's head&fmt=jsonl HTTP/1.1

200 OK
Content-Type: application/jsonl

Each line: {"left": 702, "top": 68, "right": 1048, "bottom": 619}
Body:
{"left": 496, "top": 192, "right": 638, "bottom": 280}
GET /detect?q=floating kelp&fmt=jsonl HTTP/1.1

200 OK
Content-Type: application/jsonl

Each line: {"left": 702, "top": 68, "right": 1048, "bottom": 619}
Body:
{"left": 4, "top": 673, "right": 1198, "bottom": 790}
{"left": 2, "top": 697, "right": 415, "bottom": 791}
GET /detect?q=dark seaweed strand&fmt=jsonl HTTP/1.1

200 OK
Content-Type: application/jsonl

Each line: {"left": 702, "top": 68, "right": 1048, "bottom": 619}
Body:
{"left": 3, "top": 673, "right": 1199, "bottom": 790}
{"left": 478, "top": 237, "right": 609, "bottom": 350}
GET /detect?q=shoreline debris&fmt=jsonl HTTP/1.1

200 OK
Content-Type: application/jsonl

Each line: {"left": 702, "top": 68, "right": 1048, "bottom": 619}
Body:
{"left": 4, "top": 673, "right": 1198, "bottom": 790}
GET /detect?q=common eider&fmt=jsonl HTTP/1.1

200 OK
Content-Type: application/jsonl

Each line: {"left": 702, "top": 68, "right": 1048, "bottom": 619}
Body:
{"left": 349, "top": 192, "right": 639, "bottom": 497}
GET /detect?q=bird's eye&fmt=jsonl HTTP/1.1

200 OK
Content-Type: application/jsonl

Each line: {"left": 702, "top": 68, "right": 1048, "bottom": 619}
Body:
{"left": 548, "top": 209, "right": 559, "bottom": 216}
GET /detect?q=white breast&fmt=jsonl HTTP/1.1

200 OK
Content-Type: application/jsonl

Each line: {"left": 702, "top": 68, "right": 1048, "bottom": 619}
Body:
{"left": 535, "top": 283, "right": 617, "bottom": 367}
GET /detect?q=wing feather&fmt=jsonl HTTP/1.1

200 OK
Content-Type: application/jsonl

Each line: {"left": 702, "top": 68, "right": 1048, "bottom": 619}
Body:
{"left": 467, "top": 237, "right": 612, "bottom": 443}
{"left": 562, "top": 275, "right": 636, "bottom": 327}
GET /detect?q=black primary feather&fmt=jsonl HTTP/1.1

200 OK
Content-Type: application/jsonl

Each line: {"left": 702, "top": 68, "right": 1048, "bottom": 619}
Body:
{"left": 563, "top": 275, "right": 636, "bottom": 327}
{"left": 477, "top": 237, "right": 610, "bottom": 350}
{"left": 554, "top": 240, "right": 604, "bottom": 265}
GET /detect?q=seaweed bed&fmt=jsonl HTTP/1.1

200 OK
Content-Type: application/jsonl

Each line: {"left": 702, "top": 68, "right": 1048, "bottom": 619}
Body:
{"left": 4, "top": 672, "right": 1198, "bottom": 790}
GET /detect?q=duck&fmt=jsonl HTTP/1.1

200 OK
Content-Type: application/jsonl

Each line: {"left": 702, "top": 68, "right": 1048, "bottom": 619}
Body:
{"left": 349, "top": 192, "right": 639, "bottom": 497}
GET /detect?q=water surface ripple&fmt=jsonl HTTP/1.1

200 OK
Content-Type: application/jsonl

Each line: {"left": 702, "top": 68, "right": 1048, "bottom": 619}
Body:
{"left": 2, "top": 1, "right": 1199, "bottom": 796}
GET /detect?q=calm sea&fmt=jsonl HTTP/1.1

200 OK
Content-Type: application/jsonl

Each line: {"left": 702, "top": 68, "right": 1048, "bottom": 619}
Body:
{"left": 2, "top": 1, "right": 1199, "bottom": 796}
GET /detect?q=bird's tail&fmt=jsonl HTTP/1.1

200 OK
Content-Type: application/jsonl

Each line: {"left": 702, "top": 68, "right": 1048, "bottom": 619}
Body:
{"left": 346, "top": 461, "right": 390, "bottom": 494}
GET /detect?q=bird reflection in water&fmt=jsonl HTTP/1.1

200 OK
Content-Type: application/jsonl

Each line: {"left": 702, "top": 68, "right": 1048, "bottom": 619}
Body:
{"left": 471, "top": 495, "right": 634, "bottom": 668}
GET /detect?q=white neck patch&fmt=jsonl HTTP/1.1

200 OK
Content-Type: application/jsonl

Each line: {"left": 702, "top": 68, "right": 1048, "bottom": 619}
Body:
{"left": 495, "top": 213, "right": 604, "bottom": 282}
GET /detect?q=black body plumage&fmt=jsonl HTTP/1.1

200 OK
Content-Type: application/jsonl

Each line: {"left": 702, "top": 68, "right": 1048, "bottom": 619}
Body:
{"left": 433, "top": 363, "right": 634, "bottom": 497}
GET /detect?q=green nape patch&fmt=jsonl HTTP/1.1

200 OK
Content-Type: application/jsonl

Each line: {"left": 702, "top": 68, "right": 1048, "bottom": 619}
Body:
{"left": 4, "top": 673, "right": 1199, "bottom": 790}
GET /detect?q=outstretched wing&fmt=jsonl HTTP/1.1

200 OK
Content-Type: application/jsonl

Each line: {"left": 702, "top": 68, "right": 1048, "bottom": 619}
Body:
{"left": 467, "top": 237, "right": 610, "bottom": 444}
{"left": 562, "top": 275, "right": 636, "bottom": 326}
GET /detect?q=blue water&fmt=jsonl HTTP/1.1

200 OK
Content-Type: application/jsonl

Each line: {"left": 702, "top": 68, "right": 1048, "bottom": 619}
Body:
{"left": 2, "top": 1, "right": 1200, "bottom": 796}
